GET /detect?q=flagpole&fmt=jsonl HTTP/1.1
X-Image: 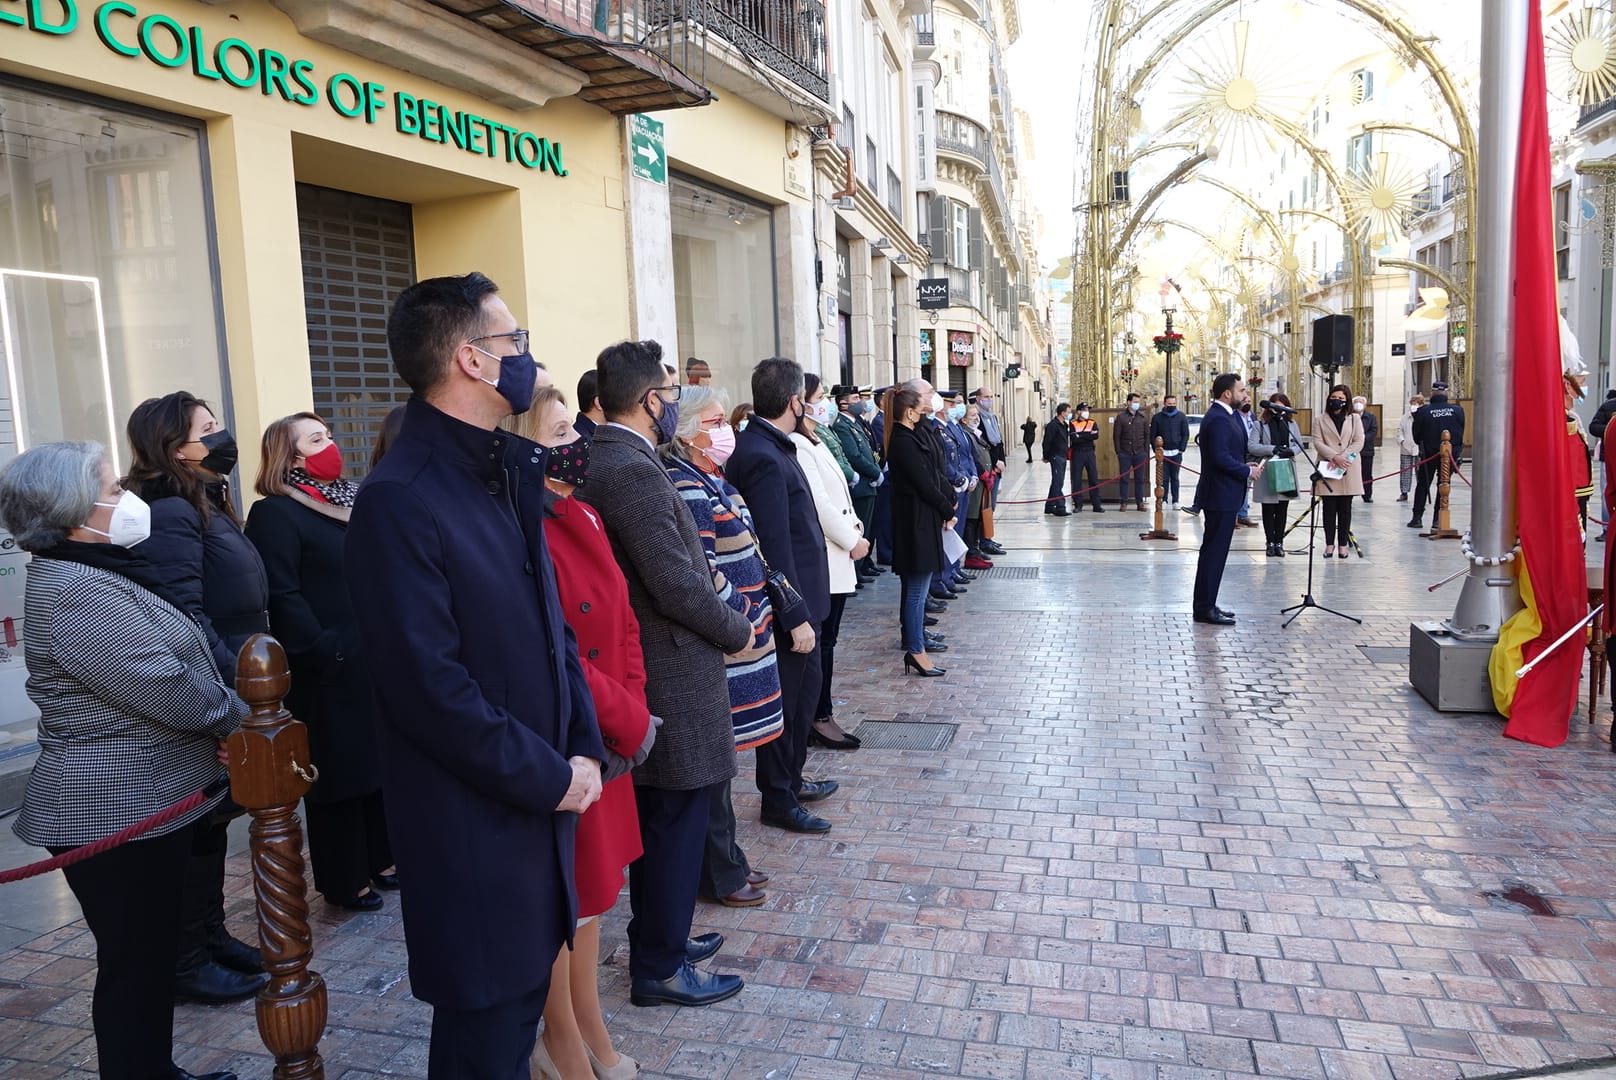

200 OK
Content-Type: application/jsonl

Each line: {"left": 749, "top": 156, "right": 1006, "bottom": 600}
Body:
{"left": 1449, "top": 0, "right": 1526, "bottom": 641}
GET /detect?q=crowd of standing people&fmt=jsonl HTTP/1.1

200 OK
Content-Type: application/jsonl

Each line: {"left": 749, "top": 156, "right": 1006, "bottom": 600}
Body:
{"left": 0, "top": 270, "right": 1024, "bottom": 1080}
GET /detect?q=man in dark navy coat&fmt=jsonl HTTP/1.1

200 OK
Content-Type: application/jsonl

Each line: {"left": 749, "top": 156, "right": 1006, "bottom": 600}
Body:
{"left": 346, "top": 272, "right": 607, "bottom": 1079}
{"left": 727, "top": 357, "right": 837, "bottom": 834}
{"left": 1193, "top": 372, "right": 1263, "bottom": 626}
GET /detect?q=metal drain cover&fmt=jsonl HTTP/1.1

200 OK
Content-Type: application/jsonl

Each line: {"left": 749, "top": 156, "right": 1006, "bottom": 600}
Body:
{"left": 976, "top": 565, "right": 1040, "bottom": 580}
{"left": 1357, "top": 646, "right": 1406, "bottom": 665}
{"left": 848, "top": 721, "right": 958, "bottom": 751}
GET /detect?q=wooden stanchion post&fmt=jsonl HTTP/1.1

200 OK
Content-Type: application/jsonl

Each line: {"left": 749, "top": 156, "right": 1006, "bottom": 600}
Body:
{"left": 229, "top": 634, "right": 327, "bottom": 1080}
{"left": 1427, "top": 430, "right": 1461, "bottom": 540}
{"left": 1140, "top": 436, "right": 1177, "bottom": 541}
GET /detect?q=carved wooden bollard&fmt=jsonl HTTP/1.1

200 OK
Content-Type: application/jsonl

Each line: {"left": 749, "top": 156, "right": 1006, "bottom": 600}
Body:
{"left": 229, "top": 634, "right": 327, "bottom": 1080}
{"left": 1427, "top": 429, "right": 1461, "bottom": 540}
{"left": 1140, "top": 435, "right": 1177, "bottom": 541}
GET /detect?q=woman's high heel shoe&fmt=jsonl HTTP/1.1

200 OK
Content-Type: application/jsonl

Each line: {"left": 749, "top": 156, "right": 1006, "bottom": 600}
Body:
{"left": 530, "top": 1034, "right": 561, "bottom": 1080}
{"left": 903, "top": 653, "right": 946, "bottom": 677}
{"left": 586, "top": 1045, "right": 641, "bottom": 1079}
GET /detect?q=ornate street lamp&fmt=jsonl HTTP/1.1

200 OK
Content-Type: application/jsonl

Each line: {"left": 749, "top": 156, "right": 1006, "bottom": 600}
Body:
{"left": 1153, "top": 305, "right": 1182, "bottom": 401}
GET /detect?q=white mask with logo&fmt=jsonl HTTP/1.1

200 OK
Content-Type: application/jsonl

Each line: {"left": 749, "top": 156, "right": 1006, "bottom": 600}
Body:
{"left": 82, "top": 490, "right": 152, "bottom": 548}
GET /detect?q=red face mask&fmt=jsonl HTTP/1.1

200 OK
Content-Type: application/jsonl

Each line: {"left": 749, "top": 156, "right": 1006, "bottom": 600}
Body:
{"left": 302, "top": 442, "right": 344, "bottom": 482}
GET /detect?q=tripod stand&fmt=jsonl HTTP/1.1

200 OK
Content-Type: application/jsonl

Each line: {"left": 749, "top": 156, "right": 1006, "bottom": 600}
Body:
{"left": 1280, "top": 439, "right": 1361, "bottom": 628}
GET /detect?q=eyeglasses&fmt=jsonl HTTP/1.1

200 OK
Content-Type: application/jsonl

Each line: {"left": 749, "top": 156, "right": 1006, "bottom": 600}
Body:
{"left": 468, "top": 329, "right": 530, "bottom": 355}
{"left": 698, "top": 414, "right": 726, "bottom": 429}
{"left": 649, "top": 384, "right": 682, "bottom": 402}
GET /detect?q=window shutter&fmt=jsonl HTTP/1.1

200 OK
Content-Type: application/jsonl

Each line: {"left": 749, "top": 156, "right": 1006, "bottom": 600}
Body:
{"left": 968, "top": 208, "right": 984, "bottom": 271}
{"left": 929, "top": 198, "right": 950, "bottom": 264}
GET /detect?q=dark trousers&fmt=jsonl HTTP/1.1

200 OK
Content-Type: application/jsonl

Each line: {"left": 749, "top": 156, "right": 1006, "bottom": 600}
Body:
{"left": 1359, "top": 451, "right": 1375, "bottom": 499}
{"left": 1024, "top": 439, "right": 1035, "bottom": 462}
{"left": 899, "top": 572, "right": 931, "bottom": 654}
{"left": 1261, "top": 501, "right": 1288, "bottom": 545}
{"left": 698, "top": 779, "right": 751, "bottom": 900}
{"left": 1045, "top": 457, "right": 1067, "bottom": 511}
{"left": 1411, "top": 458, "right": 1439, "bottom": 518}
{"left": 1069, "top": 451, "right": 1101, "bottom": 508}
{"left": 1163, "top": 459, "right": 1182, "bottom": 503}
{"left": 1193, "top": 509, "right": 1237, "bottom": 616}
{"left": 304, "top": 791, "right": 393, "bottom": 902}
{"left": 176, "top": 815, "right": 232, "bottom": 972}
{"left": 852, "top": 495, "right": 877, "bottom": 572}
{"left": 628, "top": 782, "right": 716, "bottom": 980}
{"left": 874, "top": 481, "right": 893, "bottom": 563}
{"left": 1322, "top": 495, "right": 1354, "bottom": 546}
{"left": 756, "top": 632, "right": 821, "bottom": 817}
{"left": 427, "top": 983, "right": 548, "bottom": 1080}
{"left": 1118, "top": 450, "right": 1150, "bottom": 505}
{"left": 50, "top": 825, "right": 190, "bottom": 1080}
{"left": 815, "top": 593, "right": 849, "bottom": 720}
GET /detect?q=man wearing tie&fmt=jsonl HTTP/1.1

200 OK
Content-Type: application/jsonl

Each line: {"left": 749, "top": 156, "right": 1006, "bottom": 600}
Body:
{"left": 1193, "top": 373, "right": 1263, "bottom": 625}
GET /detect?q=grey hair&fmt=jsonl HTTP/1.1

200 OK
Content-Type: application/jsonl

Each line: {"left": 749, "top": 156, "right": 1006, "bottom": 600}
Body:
{"left": 661, "top": 384, "right": 731, "bottom": 462}
{"left": 0, "top": 441, "right": 107, "bottom": 552}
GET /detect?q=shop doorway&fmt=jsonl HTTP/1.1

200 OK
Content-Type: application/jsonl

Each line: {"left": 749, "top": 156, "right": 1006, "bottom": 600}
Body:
{"left": 297, "top": 184, "right": 416, "bottom": 475}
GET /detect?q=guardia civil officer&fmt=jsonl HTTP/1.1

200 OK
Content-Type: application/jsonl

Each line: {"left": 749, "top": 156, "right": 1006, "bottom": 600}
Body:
{"left": 1407, "top": 381, "right": 1466, "bottom": 529}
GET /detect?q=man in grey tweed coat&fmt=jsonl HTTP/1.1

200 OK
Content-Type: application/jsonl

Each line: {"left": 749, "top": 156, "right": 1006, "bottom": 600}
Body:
{"left": 577, "top": 339, "right": 755, "bottom": 1009}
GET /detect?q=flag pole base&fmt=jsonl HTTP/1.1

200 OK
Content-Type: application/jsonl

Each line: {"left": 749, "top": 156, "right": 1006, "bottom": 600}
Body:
{"left": 1408, "top": 623, "right": 1502, "bottom": 713}
{"left": 1423, "top": 528, "right": 1462, "bottom": 540}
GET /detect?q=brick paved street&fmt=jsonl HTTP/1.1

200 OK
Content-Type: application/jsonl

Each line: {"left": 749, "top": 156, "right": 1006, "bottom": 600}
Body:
{"left": 6, "top": 455, "right": 1616, "bottom": 1079}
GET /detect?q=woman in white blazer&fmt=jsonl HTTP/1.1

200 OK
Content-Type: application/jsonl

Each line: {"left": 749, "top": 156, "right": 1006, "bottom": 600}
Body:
{"left": 791, "top": 374, "right": 871, "bottom": 750}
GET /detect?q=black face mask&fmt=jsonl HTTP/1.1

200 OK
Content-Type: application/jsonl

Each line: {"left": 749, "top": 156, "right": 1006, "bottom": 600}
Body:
{"left": 545, "top": 437, "right": 590, "bottom": 488}
{"left": 1239, "top": 402, "right": 1252, "bottom": 413}
{"left": 196, "top": 429, "right": 238, "bottom": 475}
{"left": 1328, "top": 399, "right": 1348, "bottom": 412}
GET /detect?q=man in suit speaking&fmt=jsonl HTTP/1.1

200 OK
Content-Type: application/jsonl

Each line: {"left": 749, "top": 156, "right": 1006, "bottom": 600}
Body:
{"left": 1193, "top": 373, "right": 1264, "bottom": 625}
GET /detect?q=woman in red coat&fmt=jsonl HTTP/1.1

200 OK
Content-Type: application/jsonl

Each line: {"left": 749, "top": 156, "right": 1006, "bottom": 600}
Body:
{"left": 512, "top": 385, "right": 653, "bottom": 1080}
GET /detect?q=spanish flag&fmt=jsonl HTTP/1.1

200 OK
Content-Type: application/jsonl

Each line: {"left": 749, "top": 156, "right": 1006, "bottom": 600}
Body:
{"left": 1489, "top": 0, "right": 1586, "bottom": 743}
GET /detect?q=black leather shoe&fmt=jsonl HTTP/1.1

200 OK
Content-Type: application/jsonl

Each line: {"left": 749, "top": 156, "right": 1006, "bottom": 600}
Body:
{"left": 947, "top": 584, "right": 967, "bottom": 594}
{"left": 956, "top": 570, "right": 977, "bottom": 582}
{"left": 1406, "top": 517, "right": 1423, "bottom": 528}
{"left": 799, "top": 779, "right": 839, "bottom": 802}
{"left": 330, "top": 890, "right": 383, "bottom": 912}
{"left": 172, "top": 1068, "right": 238, "bottom": 1080}
{"left": 923, "top": 616, "right": 939, "bottom": 627}
{"left": 925, "top": 599, "right": 948, "bottom": 614}
{"left": 925, "top": 641, "right": 949, "bottom": 653}
{"left": 686, "top": 932, "right": 724, "bottom": 964}
{"left": 209, "top": 936, "right": 263, "bottom": 975}
{"left": 1214, "top": 606, "right": 1236, "bottom": 619}
{"left": 174, "top": 961, "right": 268, "bottom": 1005}
{"left": 761, "top": 807, "right": 832, "bottom": 833}
{"left": 1193, "top": 612, "right": 1236, "bottom": 625}
{"left": 1053, "top": 508, "right": 1071, "bottom": 516}
{"left": 1091, "top": 505, "right": 1105, "bottom": 513}
{"left": 370, "top": 872, "right": 401, "bottom": 891}
{"left": 631, "top": 961, "right": 744, "bottom": 1007}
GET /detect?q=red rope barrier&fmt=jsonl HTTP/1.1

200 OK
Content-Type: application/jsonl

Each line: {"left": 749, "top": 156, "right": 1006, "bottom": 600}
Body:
{"left": 0, "top": 776, "right": 227, "bottom": 885}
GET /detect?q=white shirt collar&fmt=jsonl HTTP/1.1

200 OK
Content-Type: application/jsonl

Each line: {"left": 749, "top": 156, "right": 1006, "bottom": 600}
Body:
{"left": 606, "top": 421, "right": 654, "bottom": 450}
{"left": 1215, "top": 400, "right": 1234, "bottom": 414}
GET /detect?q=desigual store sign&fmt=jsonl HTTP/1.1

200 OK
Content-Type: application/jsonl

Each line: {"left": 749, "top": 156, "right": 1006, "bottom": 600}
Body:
{"left": 4, "top": 0, "right": 572, "bottom": 174}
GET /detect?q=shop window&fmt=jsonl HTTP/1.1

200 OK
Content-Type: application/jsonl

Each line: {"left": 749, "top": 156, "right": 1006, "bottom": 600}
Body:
{"left": 670, "top": 175, "right": 779, "bottom": 412}
{"left": 0, "top": 80, "right": 225, "bottom": 724}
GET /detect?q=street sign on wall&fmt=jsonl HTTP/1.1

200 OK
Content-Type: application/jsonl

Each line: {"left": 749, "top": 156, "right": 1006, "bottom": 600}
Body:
{"left": 918, "top": 278, "right": 949, "bottom": 309}
{"left": 629, "top": 114, "right": 665, "bottom": 184}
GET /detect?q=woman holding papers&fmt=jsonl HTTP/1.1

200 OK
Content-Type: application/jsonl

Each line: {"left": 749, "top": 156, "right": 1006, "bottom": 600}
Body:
{"left": 1312, "top": 383, "right": 1367, "bottom": 558}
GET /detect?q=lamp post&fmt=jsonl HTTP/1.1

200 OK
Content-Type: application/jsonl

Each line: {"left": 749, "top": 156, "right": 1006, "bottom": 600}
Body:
{"left": 1153, "top": 307, "right": 1182, "bottom": 401}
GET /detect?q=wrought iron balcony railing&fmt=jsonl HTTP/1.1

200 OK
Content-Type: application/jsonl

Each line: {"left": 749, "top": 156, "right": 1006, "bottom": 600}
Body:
{"left": 1581, "top": 92, "right": 1616, "bottom": 127}
{"left": 706, "top": 0, "right": 829, "bottom": 101}
{"left": 935, "top": 110, "right": 990, "bottom": 167}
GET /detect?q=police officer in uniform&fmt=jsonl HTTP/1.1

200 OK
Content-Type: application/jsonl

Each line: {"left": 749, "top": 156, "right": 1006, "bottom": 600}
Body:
{"left": 1408, "top": 381, "right": 1466, "bottom": 529}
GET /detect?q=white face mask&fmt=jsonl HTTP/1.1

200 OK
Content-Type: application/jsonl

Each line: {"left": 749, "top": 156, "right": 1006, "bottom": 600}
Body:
{"left": 1128, "top": 402, "right": 1140, "bottom": 412}
{"left": 1353, "top": 401, "right": 1365, "bottom": 413}
{"left": 82, "top": 490, "right": 152, "bottom": 548}
{"left": 930, "top": 392, "right": 946, "bottom": 414}
{"left": 1079, "top": 410, "right": 1090, "bottom": 419}
{"left": 808, "top": 399, "right": 834, "bottom": 425}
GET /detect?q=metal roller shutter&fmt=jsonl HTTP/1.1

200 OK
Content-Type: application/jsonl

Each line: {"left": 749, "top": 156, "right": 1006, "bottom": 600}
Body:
{"left": 297, "top": 184, "right": 415, "bottom": 475}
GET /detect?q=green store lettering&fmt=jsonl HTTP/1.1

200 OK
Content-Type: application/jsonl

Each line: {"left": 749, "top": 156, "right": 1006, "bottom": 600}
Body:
{"left": 1, "top": 0, "right": 567, "bottom": 177}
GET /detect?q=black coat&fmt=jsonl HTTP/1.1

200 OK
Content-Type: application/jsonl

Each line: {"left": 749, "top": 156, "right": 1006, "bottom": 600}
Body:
{"left": 244, "top": 494, "right": 378, "bottom": 805}
{"left": 345, "top": 398, "right": 606, "bottom": 1012}
{"left": 132, "top": 482, "right": 268, "bottom": 687}
{"left": 886, "top": 422, "right": 957, "bottom": 575}
{"left": 1042, "top": 417, "right": 1071, "bottom": 461}
{"left": 727, "top": 417, "right": 831, "bottom": 628}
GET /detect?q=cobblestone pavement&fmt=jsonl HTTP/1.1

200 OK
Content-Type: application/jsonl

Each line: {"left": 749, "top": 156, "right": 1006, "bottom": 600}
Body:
{"left": 5, "top": 453, "right": 1616, "bottom": 1080}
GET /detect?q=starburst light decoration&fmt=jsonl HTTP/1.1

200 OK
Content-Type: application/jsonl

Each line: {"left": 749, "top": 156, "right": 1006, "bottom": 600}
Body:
{"left": 1340, "top": 152, "right": 1425, "bottom": 244}
{"left": 1548, "top": 4, "right": 1616, "bottom": 105}
{"left": 1169, "top": 20, "right": 1311, "bottom": 164}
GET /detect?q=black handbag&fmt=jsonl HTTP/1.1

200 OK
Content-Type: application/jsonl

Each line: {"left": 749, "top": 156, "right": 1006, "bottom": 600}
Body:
{"left": 760, "top": 554, "right": 804, "bottom": 617}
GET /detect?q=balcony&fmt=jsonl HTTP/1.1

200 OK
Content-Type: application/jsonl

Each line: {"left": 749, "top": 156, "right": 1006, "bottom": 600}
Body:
{"left": 914, "top": 1, "right": 936, "bottom": 55}
{"left": 418, "top": 0, "right": 712, "bottom": 113}
{"left": 935, "top": 109, "right": 990, "bottom": 168}
{"left": 705, "top": 0, "right": 830, "bottom": 103}
{"left": 1581, "top": 91, "right": 1616, "bottom": 128}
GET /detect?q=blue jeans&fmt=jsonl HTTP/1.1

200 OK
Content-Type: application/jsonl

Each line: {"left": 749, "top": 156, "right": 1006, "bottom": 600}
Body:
{"left": 900, "top": 572, "right": 932, "bottom": 654}
{"left": 1162, "top": 459, "right": 1181, "bottom": 502}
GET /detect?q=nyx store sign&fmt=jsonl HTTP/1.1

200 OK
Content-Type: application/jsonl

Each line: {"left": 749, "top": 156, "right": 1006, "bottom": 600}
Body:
{"left": 918, "top": 278, "right": 950, "bottom": 309}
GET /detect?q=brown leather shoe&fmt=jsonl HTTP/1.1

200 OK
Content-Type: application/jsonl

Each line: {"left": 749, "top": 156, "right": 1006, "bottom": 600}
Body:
{"left": 706, "top": 883, "right": 766, "bottom": 908}
{"left": 747, "top": 869, "right": 769, "bottom": 887}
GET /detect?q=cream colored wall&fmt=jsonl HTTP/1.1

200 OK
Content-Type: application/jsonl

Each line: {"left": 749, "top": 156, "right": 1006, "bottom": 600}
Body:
{"left": 0, "top": 0, "right": 629, "bottom": 480}
{"left": 662, "top": 96, "right": 792, "bottom": 202}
